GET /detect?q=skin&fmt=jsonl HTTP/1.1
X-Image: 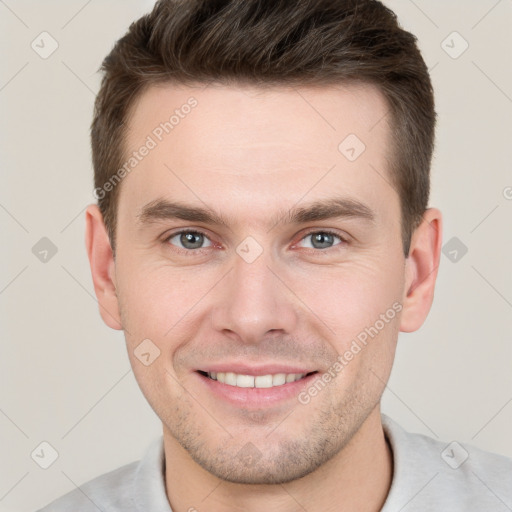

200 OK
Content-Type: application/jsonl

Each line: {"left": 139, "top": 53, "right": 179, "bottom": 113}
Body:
{"left": 86, "top": 82, "right": 442, "bottom": 512}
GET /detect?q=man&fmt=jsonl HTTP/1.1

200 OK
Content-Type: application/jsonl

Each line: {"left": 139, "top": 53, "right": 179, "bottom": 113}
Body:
{"left": 37, "top": 0, "right": 512, "bottom": 511}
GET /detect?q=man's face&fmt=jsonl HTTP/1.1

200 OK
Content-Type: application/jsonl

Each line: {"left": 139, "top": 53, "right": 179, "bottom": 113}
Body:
{"left": 112, "top": 82, "right": 407, "bottom": 484}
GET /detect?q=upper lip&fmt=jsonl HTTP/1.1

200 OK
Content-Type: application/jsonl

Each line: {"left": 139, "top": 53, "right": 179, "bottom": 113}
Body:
{"left": 197, "top": 363, "right": 317, "bottom": 376}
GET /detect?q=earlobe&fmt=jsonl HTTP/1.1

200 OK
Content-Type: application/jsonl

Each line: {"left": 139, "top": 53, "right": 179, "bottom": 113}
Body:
{"left": 84, "top": 204, "right": 123, "bottom": 330}
{"left": 399, "top": 208, "right": 443, "bottom": 333}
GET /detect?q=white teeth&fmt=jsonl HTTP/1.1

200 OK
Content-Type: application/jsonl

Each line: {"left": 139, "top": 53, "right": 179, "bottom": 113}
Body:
{"left": 206, "top": 371, "right": 307, "bottom": 388}
{"left": 225, "top": 372, "right": 237, "bottom": 386}
{"left": 255, "top": 375, "right": 273, "bottom": 388}
{"left": 272, "top": 373, "right": 286, "bottom": 386}
{"left": 236, "top": 374, "right": 255, "bottom": 388}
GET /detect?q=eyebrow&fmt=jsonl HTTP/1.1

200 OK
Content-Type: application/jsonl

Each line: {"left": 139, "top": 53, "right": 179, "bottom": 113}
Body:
{"left": 136, "top": 196, "right": 376, "bottom": 230}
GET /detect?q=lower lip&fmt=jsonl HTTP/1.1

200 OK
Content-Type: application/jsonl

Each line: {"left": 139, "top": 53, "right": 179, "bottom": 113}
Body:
{"left": 195, "top": 372, "right": 319, "bottom": 407}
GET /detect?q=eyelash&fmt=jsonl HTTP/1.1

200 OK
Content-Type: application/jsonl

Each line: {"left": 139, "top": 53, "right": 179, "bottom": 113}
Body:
{"left": 163, "top": 229, "right": 348, "bottom": 255}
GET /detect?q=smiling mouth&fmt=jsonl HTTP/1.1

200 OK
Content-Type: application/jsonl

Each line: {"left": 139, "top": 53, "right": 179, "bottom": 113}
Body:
{"left": 197, "top": 370, "right": 318, "bottom": 389}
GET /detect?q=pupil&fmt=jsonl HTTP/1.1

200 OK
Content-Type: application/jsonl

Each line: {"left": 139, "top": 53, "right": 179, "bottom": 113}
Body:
{"left": 181, "top": 232, "right": 203, "bottom": 249}
{"left": 313, "top": 233, "right": 332, "bottom": 249}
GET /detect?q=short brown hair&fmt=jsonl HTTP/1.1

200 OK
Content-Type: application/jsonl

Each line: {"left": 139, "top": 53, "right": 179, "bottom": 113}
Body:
{"left": 91, "top": 0, "right": 436, "bottom": 257}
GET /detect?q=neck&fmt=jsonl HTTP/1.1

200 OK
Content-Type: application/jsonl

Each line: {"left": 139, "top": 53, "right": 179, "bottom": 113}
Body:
{"left": 163, "top": 406, "right": 393, "bottom": 512}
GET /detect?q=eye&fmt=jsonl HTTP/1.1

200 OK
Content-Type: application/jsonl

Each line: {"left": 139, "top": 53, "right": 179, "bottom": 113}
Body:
{"left": 163, "top": 228, "right": 347, "bottom": 254}
{"left": 165, "top": 230, "right": 213, "bottom": 251}
{"left": 296, "top": 230, "right": 347, "bottom": 250}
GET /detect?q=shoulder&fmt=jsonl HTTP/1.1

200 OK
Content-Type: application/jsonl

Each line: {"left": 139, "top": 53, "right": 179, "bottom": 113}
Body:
{"left": 35, "top": 459, "right": 140, "bottom": 512}
{"left": 35, "top": 436, "right": 170, "bottom": 512}
{"left": 381, "top": 414, "right": 512, "bottom": 512}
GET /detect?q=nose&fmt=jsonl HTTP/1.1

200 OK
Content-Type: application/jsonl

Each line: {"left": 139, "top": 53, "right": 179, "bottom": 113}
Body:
{"left": 210, "top": 247, "right": 299, "bottom": 344}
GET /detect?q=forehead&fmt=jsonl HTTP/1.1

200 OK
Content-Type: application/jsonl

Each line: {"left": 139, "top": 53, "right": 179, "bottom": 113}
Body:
{"left": 119, "top": 82, "right": 397, "bottom": 228}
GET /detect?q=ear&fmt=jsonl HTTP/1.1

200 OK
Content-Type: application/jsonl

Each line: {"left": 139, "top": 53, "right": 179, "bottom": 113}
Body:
{"left": 84, "top": 204, "right": 123, "bottom": 330}
{"left": 400, "top": 208, "right": 443, "bottom": 333}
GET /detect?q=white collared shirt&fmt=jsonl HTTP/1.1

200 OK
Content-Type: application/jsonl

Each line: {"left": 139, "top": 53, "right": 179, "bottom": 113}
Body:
{"left": 36, "top": 415, "right": 512, "bottom": 511}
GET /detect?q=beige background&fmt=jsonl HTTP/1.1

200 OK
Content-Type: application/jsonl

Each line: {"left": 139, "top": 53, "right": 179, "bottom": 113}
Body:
{"left": 1, "top": 1, "right": 511, "bottom": 510}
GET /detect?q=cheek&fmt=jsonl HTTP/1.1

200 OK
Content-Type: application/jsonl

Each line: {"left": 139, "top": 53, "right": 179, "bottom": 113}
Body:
{"left": 116, "top": 259, "right": 210, "bottom": 340}
{"left": 290, "top": 255, "right": 404, "bottom": 339}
